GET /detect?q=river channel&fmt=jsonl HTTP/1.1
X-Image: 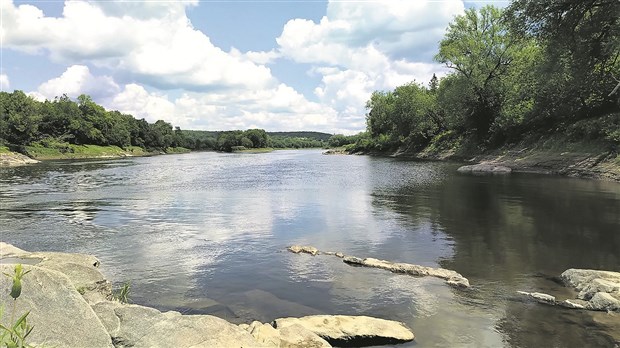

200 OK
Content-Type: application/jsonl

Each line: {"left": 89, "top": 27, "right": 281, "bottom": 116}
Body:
{"left": 1, "top": 150, "right": 619, "bottom": 347}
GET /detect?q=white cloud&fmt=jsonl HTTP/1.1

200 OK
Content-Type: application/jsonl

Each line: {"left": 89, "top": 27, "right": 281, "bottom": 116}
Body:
{"left": 275, "top": 0, "right": 463, "bottom": 131}
{"left": 33, "top": 65, "right": 120, "bottom": 101}
{"left": 1, "top": 0, "right": 275, "bottom": 91}
{"left": 0, "top": 74, "right": 9, "bottom": 91}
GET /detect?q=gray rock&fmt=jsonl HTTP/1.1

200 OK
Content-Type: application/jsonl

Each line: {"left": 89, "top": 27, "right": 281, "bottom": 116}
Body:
{"left": 288, "top": 245, "right": 320, "bottom": 256}
{"left": 561, "top": 269, "right": 620, "bottom": 311}
{"left": 517, "top": 291, "right": 556, "bottom": 304}
{"left": 92, "top": 301, "right": 266, "bottom": 348}
{"left": 344, "top": 256, "right": 470, "bottom": 288}
{"left": 274, "top": 315, "right": 414, "bottom": 347}
{"left": 586, "top": 292, "right": 620, "bottom": 311}
{"left": 278, "top": 323, "right": 332, "bottom": 348}
{"left": 559, "top": 299, "right": 587, "bottom": 309}
{"left": 457, "top": 164, "right": 512, "bottom": 175}
{"left": 334, "top": 252, "right": 344, "bottom": 258}
{"left": 0, "top": 264, "right": 114, "bottom": 348}
{"left": 0, "top": 242, "right": 29, "bottom": 256}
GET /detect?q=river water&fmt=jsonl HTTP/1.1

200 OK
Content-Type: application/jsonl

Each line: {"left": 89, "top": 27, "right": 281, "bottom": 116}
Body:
{"left": 1, "top": 150, "right": 619, "bottom": 347}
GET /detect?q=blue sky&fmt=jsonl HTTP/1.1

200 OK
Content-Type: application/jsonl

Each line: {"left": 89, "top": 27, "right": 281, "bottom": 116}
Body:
{"left": 1, "top": 0, "right": 508, "bottom": 133}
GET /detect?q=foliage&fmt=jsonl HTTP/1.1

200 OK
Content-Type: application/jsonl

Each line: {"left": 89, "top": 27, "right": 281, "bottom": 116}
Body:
{"left": 362, "top": 4, "right": 620, "bottom": 155}
{"left": 1, "top": 265, "right": 34, "bottom": 348}
{"left": 112, "top": 282, "right": 131, "bottom": 304}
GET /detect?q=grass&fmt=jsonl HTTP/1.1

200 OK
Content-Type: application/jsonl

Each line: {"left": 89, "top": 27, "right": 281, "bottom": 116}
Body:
{"left": 23, "top": 142, "right": 159, "bottom": 160}
{"left": 235, "top": 147, "right": 275, "bottom": 153}
{"left": 0, "top": 146, "right": 11, "bottom": 154}
{"left": 165, "top": 147, "right": 191, "bottom": 154}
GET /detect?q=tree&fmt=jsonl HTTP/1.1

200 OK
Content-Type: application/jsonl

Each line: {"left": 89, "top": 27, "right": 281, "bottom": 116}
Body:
{"left": 436, "top": 6, "right": 519, "bottom": 140}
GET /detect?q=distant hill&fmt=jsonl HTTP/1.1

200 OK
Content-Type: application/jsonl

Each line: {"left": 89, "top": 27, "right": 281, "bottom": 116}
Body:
{"left": 267, "top": 131, "right": 332, "bottom": 141}
{"left": 183, "top": 130, "right": 333, "bottom": 141}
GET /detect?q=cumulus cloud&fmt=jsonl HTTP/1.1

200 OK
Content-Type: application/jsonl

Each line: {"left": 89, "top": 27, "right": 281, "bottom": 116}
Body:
{"left": 32, "top": 65, "right": 120, "bottom": 101}
{"left": 275, "top": 0, "right": 463, "bottom": 130}
{"left": 0, "top": 74, "right": 9, "bottom": 91}
{"left": 1, "top": 0, "right": 274, "bottom": 91}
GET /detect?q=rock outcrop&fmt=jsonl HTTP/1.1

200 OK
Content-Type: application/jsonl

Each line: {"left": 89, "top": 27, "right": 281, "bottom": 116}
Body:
{"left": 561, "top": 269, "right": 620, "bottom": 311}
{"left": 0, "top": 151, "right": 39, "bottom": 167}
{"left": 273, "top": 315, "right": 415, "bottom": 347}
{"left": 287, "top": 245, "right": 320, "bottom": 256}
{"left": 1, "top": 242, "right": 416, "bottom": 348}
{"left": 288, "top": 245, "right": 470, "bottom": 288}
{"left": 0, "top": 264, "right": 115, "bottom": 348}
{"left": 457, "top": 164, "right": 512, "bottom": 175}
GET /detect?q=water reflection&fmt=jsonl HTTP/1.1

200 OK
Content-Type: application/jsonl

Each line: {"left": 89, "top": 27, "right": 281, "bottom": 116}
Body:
{"left": 1, "top": 151, "right": 619, "bottom": 347}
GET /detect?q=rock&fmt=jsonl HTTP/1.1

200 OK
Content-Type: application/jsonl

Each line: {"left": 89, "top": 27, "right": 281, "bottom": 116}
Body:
{"left": 247, "top": 321, "right": 282, "bottom": 347}
{"left": 586, "top": 292, "right": 620, "bottom": 311}
{"left": 278, "top": 324, "right": 332, "bottom": 348}
{"left": 273, "top": 315, "right": 414, "bottom": 347}
{"left": 242, "top": 321, "right": 331, "bottom": 348}
{"left": 0, "top": 151, "right": 39, "bottom": 167}
{"left": 0, "top": 264, "right": 114, "bottom": 348}
{"left": 288, "top": 245, "right": 320, "bottom": 256}
{"left": 457, "top": 164, "right": 512, "bottom": 175}
{"left": 0, "top": 242, "right": 29, "bottom": 256}
{"left": 92, "top": 301, "right": 266, "bottom": 348}
{"left": 334, "top": 252, "right": 344, "bottom": 258}
{"left": 561, "top": 269, "right": 620, "bottom": 294}
{"left": 29, "top": 251, "right": 112, "bottom": 304}
{"left": 517, "top": 291, "right": 556, "bottom": 304}
{"left": 560, "top": 269, "right": 620, "bottom": 311}
{"left": 559, "top": 299, "right": 587, "bottom": 309}
{"left": 343, "top": 256, "right": 470, "bottom": 288}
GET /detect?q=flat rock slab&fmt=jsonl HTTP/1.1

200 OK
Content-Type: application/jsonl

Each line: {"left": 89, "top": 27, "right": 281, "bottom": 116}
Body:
{"left": 0, "top": 265, "right": 114, "bottom": 348}
{"left": 273, "top": 315, "right": 414, "bottom": 347}
{"left": 93, "top": 301, "right": 266, "bottom": 348}
{"left": 457, "top": 164, "right": 512, "bottom": 175}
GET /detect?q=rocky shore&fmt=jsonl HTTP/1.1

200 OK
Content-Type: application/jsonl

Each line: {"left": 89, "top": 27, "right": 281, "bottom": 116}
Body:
{"left": 0, "top": 151, "right": 39, "bottom": 166}
{"left": 0, "top": 242, "right": 415, "bottom": 348}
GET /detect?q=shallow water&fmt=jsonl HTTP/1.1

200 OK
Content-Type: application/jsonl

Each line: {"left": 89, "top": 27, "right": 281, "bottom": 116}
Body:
{"left": 1, "top": 150, "right": 619, "bottom": 347}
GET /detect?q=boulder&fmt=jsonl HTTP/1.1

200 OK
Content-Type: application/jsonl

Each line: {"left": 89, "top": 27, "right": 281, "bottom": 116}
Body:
{"left": 457, "top": 164, "right": 512, "bottom": 175}
{"left": 92, "top": 301, "right": 266, "bottom": 348}
{"left": 0, "top": 264, "right": 114, "bottom": 348}
{"left": 0, "top": 151, "right": 38, "bottom": 167}
{"left": 586, "top": 292, "right": 620, "bottom": 312}
{"left": 288, "top": 245, "right": 320, "bottom": 256}
{"left": 560, "top": 269, "right": 620, "bottom": 311}
{"left": 273, "top": 315, "right": 414, "bottom": 347}
{"left": 559, "top": 299, "right": 587, "bottom": 309}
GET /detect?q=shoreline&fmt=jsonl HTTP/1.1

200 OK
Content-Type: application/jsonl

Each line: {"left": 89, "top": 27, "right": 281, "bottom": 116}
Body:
{"left": 344, "top": 144, "right": 620, "bottom": 182}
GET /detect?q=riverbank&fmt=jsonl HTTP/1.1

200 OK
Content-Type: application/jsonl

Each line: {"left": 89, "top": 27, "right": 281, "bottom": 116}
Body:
{"left": 348, "top": 135, "right": 620, "bottom": 182}
{"left": 0, "top": 144, "right": 192, "bottom": 166}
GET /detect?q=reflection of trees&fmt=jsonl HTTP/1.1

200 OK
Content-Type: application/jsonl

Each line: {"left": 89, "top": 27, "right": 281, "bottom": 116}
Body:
{"left": 372, "top": 172, "right": 620, "bottom": 346}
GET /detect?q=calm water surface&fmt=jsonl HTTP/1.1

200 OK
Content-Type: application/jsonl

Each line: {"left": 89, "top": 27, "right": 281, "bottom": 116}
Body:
{"left": 1, "top": 150, "right": 619, "bottom": 347}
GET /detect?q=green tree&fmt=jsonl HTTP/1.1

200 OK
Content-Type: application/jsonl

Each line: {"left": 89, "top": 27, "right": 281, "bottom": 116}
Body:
{"left": 436, "top": 6, "right": 519, "bottom": 140}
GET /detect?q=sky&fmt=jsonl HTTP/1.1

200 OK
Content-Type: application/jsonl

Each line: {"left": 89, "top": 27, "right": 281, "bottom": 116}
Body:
{"left": 1, "top": 0, "right": 508, "bottom": 134}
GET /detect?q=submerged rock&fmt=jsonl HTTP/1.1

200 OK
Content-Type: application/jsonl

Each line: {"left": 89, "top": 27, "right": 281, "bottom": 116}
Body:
{"left": 517, "top": 291, "right": 556, "bottom": 304}
{"left": 343, "top": 256, "right": 470, "bottom": 288}
{"left": 457, "top": 164, "right": 512, "bottom": 175}
{"left": 273, "top": 315, "right": 414, "bottom": 347}
{"left": 288, "top": 245, "right": 320, "bottom": 256}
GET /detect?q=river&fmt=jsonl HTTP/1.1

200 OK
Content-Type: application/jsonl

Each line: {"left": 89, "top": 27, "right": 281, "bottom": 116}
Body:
{"left": 1, "top": 150, "right": 619, "bottom": 347}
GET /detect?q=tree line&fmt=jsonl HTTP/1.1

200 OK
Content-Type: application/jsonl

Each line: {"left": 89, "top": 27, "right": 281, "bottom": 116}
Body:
{"left": 0, "top": 91, "right": 330, "bottom": 152}
{"left": 349, "top": 1, "right": 619, "bottom": 154}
